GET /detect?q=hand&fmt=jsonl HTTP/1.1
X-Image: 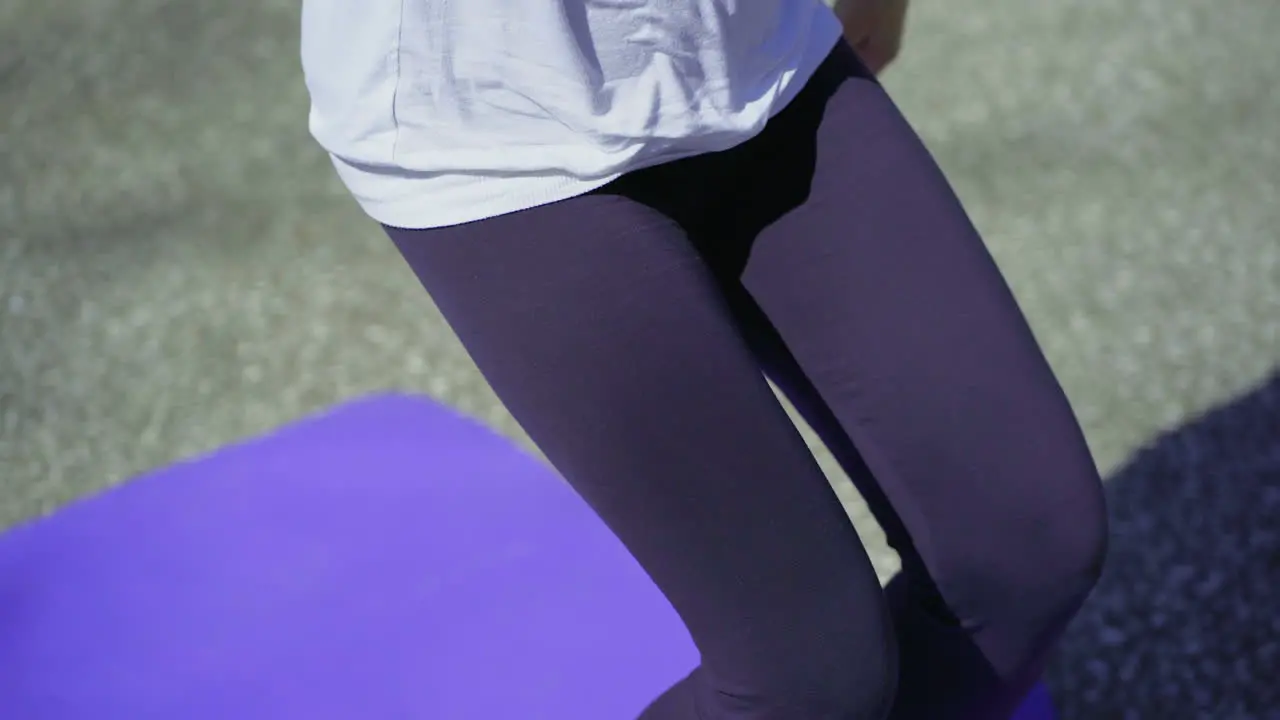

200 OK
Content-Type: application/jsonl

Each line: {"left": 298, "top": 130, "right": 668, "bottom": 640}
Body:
{"left": 834, "top": 0, "right": 909, "bottom": 75}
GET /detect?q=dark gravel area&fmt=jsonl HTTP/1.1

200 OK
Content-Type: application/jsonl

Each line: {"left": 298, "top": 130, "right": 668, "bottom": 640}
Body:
{"left": 1048, "top": 373, "right": 1280, "bottom": 719}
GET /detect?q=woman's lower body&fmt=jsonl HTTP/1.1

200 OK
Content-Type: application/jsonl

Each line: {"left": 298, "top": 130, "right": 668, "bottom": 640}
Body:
{"left": 384, "top": 43, "right": 1108, "bottom": 720}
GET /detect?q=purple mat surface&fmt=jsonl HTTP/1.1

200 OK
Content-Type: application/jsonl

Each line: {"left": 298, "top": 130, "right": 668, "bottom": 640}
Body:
{"left": 0, "top": 394, "right": 1054, "bottom": 719}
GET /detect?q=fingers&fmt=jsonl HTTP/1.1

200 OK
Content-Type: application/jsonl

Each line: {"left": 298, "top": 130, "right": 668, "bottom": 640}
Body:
{"left": 847, "top": 0, "right": 908, "bottom": 75}
{"left": 856, "top": 38, "right": 900, "bottom": 75}
{"left": 834, "top": 0, "right": 880, "bottom": 44}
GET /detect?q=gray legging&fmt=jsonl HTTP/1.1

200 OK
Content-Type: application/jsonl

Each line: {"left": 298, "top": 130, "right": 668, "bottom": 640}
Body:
{"left": 384, "top": 43, "right": 1108, "bottom": 720}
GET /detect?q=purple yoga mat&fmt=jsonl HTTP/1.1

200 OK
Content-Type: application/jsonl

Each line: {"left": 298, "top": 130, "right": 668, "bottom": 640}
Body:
{"left": 0, "top": 394, "right": 1055, "bottom": 719}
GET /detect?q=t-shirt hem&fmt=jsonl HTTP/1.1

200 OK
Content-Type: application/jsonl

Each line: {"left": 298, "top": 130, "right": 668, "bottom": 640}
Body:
{"left": 355, "top": 172, "right": 624, "bottom": 231}
{"left": 345, "top": 13, "right": 843, "bottom": 231}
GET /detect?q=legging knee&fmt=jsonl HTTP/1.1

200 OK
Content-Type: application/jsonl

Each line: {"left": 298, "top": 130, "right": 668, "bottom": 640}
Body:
{"left": 1023, "top": 469, "right": 1110, "bottom": 616}
{"left": 704, "top": 613, "right": 900, "bottom": 720}
{"left": 938, "top": 468, "right": 1109, "bottom": 666}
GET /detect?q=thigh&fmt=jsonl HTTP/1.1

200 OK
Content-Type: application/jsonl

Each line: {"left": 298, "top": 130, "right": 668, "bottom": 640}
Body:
{"left": 384, "top": 193, "right": 890, "bottom": 706}
{"left": 722, "top": 284, "right": 931, "bottom": 582}
{"left": 740, "top": 50, "right": 1106, "bottom": 622}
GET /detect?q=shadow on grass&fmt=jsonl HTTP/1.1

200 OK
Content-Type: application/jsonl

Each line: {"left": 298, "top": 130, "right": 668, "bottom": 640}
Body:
{"left": 1047, "top": 371, "right": 1280, "bottom": 719}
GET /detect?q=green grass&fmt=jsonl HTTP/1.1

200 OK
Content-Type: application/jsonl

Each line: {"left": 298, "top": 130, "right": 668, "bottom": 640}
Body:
{"left": 2, "top": 0, "right": 1278, "bottom": 715}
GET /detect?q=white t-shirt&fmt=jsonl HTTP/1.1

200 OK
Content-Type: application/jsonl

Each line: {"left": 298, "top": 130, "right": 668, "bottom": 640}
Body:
{"left": 301, "top": 0, "right": 843, "bottom": 229}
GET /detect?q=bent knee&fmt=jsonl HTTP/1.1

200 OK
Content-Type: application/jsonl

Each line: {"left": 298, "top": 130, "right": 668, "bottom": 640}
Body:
{"left": 1030, "top": 465, "right": 1110, "bottom": 606}
{"left": 713, "top": 617, "right": 899, "bottom": 720}
{"left": 798, "top": 643, "right": 898, "bottom": 720}
{"left": 942, "top": 466, "right": 1110, "bottom": 625}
